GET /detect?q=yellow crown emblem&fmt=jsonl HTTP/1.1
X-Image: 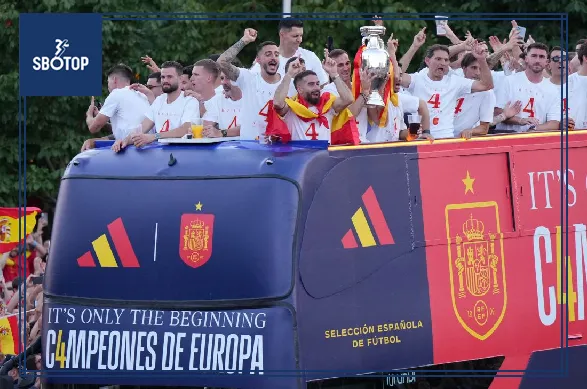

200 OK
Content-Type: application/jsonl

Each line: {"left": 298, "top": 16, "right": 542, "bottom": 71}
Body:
{"left": 463, "top": 214, "right": 484, "bottom": 241}
{"left": 190, "top": 219, "right": 205, "bottom": 229}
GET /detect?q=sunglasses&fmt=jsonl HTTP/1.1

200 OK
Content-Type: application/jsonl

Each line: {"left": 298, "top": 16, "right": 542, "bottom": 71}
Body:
{"left": 551, "top": 55, "right": 567, "bottom": 62}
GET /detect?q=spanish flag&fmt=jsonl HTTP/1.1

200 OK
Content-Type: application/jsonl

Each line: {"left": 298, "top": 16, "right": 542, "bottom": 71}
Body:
{"left": 352, "top": 44, "right": 398, "bottom": 128}
{"left": 331, "top": 107, "right": 360, "bottom": 145}
{"left": 0, "top": 207, "right": 40, "bottom": 253}
{"left": 285, "top": 92, "right": 337, "bottom": 127}
{"left": 265, "top": 100, "right": 292, "bottom": 143}
{"left": 0, "top": 207, "right": 40, "bottom": 282}
{"left": 0, "top": 313, "right": 22, "bottom": 355}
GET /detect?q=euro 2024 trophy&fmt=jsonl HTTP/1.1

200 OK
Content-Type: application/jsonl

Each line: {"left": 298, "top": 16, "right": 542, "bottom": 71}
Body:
{"left": 360, "top": 25, "right": 390, "bottom": 107}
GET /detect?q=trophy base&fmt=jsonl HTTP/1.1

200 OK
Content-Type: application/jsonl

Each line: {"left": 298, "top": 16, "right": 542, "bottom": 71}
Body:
{"left": 366, "top": 91, "right": 385, "bottom": 107}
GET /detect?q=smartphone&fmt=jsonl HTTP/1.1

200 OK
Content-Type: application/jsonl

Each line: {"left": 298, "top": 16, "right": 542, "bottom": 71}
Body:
{"left": 327, "top": 36, "right": 334, "bottom": 53}
{"left": 435, "top": 16, "right": 448, "bottom": 36}
{"left": 41, "top": 212, "right": 48, "bottom": 221}
{"left": 517, "top": 26, "right": 527, "bottom": 40}
{"left": 95, "top": 100, "right": 102, "bottom": 110}
{"left": 32, "top": 275, "right": 44, "bottom": 285}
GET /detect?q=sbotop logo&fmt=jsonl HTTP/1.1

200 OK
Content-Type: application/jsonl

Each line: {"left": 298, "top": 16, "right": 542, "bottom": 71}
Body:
{"left": 32, "top": 38, "right": 89, "bottom": 71}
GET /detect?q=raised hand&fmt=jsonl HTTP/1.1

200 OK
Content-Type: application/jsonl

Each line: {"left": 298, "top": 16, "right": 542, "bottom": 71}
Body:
{"left": 413, "top": 27, "right": 426, "bottom": 49}
{"left": 287, "top": 57, "right": 304, "bottom": 78}
{"left": 141, "top": 55, "right": 160, "bottom": 73}
{"left": 322, "top": 56, "right": 339, "bottom": 78}
{"left": 242, "top": 28, "right": 258, "bottom": 44}
{"left": 387, "top": 33, "right": 399, "bottom": 56}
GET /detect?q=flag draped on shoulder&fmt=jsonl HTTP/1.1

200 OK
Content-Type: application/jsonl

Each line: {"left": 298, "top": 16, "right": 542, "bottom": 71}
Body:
{"left": 285, "top": 92, "right": 336, "bottom": 128}
{"left": 352, "top": 44, "right": 399, "bottom": 128}
{"left": 265, "top": 92, "right": 360, "bottom": 145}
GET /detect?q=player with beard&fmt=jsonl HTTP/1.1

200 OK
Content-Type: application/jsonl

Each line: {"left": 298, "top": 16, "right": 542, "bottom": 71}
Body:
{"left": 202, "top": 71, "right": 243, "bottom": 138}
{"left": 217, "top": 28, "right": 282, "bottom": 140}
{"left": 494, "top": 43, "right": 561, "bottom": 133}
{"left": 272, "top": 57, "right": 354, "bottom": 141}
{"left": 396, "top": 42, "right": 494, "bottom": 139}
{"left": 112, "top": 61, "right": 199, "bottom": 152}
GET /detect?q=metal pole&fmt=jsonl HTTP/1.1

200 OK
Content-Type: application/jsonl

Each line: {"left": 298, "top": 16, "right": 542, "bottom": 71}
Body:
{"left": 282, "top": 0, "right": 291, "bottom": 17}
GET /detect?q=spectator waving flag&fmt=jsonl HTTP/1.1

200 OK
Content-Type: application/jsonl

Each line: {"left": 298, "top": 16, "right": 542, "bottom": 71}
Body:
{"left": 0, "top": 207, "right": 40, "bottom": 252}
{"left": 0, "top": 313, "right": 22, "bottom": 355}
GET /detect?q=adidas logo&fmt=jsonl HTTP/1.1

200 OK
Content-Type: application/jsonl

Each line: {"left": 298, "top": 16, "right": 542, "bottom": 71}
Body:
{"left": 77, "top": 217, "right": 140, "bottom": 268}
{"left": 341, "top": 186, "right": 394, "bottom": 249}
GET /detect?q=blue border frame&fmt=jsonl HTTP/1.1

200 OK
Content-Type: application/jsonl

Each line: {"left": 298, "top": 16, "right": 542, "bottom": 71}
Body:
{"left": 17, "top": 11, "right": 572, "bottom": 384}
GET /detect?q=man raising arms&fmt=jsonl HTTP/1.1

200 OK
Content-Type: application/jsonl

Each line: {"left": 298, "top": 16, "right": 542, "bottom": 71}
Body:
{"left": 217, "top": 28, "right": 281, "bottom": 140}
{"left": 396, "top": 42, "right": 494, "bottom": 139}
{"left": 272, "top": 57, "right": 353, "bottom": 141}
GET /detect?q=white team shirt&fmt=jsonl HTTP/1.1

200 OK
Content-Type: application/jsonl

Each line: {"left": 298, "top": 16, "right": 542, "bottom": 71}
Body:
{"left": 495, "top": 72, "right": 561, "bottom": 132}
{"left": 235, "top": 68, "right": 281, "bottom": 140}
{"left": 568, "top": 73, "right": 587, "bottom": 129}
{"left": 283, "top": 95, "right": 337, "bottom": 142}
{"left": 546, "top": 79, "right": 567, "bottom": 112}
{"left": 453, "top": 90, "right": 496, "bottom": 136}
{"left": 366, "top": 93, "right": 419, "bottom": 143}
{"left": 251, "top": 47, "right": 329, "bottom": 85}
{"left": 202, "top": 91, "right": 243, "bottom": 131}
{"left": 145, "top": 92, "right": 199, "bottom": 133}
{"left": 407, "top": 71, "right": 474, "bottom": 139}
{"left": 99, "top": 86, "right": 151, "bottom": 140}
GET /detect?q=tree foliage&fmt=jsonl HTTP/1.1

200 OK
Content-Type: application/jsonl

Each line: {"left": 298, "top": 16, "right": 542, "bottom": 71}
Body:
{"left": 1, "top": 0, "right": 586, "bottom": 209}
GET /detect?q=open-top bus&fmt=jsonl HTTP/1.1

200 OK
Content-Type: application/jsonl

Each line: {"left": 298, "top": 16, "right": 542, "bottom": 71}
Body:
{"left": 41, "top": 130, "right": 587, "bottom": 389}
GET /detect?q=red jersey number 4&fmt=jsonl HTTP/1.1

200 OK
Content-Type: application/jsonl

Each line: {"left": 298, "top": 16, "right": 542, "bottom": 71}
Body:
{"left": 428, "top": 93, "right": 441, "bottom": 109}
{"left": 305, "top": 123, "right": 318, "bottom": 140}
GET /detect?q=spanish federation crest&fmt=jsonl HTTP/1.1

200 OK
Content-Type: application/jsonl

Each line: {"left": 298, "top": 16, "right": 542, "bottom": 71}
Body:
{"left": 179, "top": 214, "right": 215, "bottom": 268}
{"left": 445, "top": 201, "right": 507, "bottom": 341}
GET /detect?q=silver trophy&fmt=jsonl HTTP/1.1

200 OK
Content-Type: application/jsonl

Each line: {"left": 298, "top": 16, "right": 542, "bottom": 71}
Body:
{"left": 360, "top": 25, "right": 390, "bottom": 107}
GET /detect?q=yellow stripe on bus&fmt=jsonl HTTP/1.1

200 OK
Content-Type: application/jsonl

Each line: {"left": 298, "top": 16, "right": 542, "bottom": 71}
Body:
{"left": 92, "top": 234, "right": 118, "bottom": 267}
{"left": 351, "top": 207, "right": 376, "bottom": 248}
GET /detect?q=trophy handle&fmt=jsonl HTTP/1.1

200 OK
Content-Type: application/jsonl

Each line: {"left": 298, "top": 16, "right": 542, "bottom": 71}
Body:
{"left": 360, "top": 25, "right": 386, "bottom": 37}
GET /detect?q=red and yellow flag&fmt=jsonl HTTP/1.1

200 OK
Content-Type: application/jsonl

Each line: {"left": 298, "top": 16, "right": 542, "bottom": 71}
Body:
{"left": 285, "top": 92, "right": 337, "bottom": 127}
{"left": 266, "top": 93, "right": 360, "bottom": 145}
{"left": 286, "top": 92, "right": 359, "bottom": 145}
{"left": 264, "top": 100, "right": 292, "bottom": 143}
{"left": 0, "top": 207, "right": 40, "bottom": 252}
{"left": 0, "top": 207, "right": 40, "bottom": 282}
{"left": 0, "top": 313, "right": 22, "bottom": 355}
{"left": 331, "top": 108, "right": 361, "bottom": 145}
{"left": 351, "top": 44, "right": 398, "bottom": 128}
